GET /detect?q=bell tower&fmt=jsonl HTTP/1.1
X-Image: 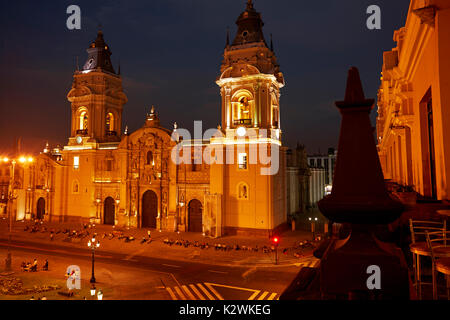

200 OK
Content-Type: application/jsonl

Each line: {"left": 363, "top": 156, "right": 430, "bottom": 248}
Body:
{"left": 209, "top": 1, "right": 287, "bottom": 236}
{"left": 216, "top": 0, "right": 285, "bottom": 137}
{"left": 67, "top": 30, "right": 127, "bottom": 146}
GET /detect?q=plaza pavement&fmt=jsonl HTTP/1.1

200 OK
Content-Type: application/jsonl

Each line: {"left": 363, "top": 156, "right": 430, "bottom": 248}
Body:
{"left": 0, "top": 219, "right": 321, "bottom": 268}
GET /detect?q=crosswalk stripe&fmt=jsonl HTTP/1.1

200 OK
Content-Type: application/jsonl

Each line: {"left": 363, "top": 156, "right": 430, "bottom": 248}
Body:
{"left": 166, "top": 287, "right": 178, "bottom": 300}
{"left": 204, "top": 283, "right": 224, "bottom": 300}
{"left": 257, "top": 291, "right": 269, "bottom": 300}
{"left": 174, "top": 286, "right": 187, "bottom": 300}
{"left": 267, "top": 293, "right": 277, "bottom": 300}
{"left": 182, "top": 285, "right": 196, "bottom": 300}
{"left": 189, "top": 284, "right": 206, "bottom": 300}
{"left": 197, "top": 283, "right": 216, "bottom": 300}
{"left": 248, "top": 290, "right": 261, "bottom": 300}
{"left": 166, "top": 283, "right": 278, "bottom": 301}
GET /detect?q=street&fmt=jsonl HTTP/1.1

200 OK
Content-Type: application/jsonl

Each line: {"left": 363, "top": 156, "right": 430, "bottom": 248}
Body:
{"left": 0, "top": 238, "right": 307, "bottom": 300}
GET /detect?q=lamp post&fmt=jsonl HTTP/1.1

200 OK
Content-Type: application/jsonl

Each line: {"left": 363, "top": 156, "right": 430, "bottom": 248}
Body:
{"left": 87, "top": 236, "right": 100, "bottom": 283}
{"left": 3, "top": 156, "right": 33, "bottom": 271}
{"left": 95, "top": 196, "right": 101, "bottom": 221}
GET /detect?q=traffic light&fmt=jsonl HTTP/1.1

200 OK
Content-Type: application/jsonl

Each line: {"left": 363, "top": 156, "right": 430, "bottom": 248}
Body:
{"left": 271, "top": 236, "right": 279, "bottom": 246}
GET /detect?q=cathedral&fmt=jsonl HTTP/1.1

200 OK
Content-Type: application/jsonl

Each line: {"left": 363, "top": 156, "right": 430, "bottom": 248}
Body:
{"left": 4, "top": 1, "right": 287, "bottom": 237}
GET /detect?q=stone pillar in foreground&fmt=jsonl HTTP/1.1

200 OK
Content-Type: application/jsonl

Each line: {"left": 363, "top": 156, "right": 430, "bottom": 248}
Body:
{"left": 318, "top": 67, "right": 410, "bottom": 299}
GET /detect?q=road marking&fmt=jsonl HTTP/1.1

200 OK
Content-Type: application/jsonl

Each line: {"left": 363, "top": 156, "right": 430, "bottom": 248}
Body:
{"left": 166, "top": 287, "right": 177, "bottom": 300}
{"left": 267, "top": 292, "right": 277, "bottom": 300}
{"left": 257, "top": 291, "right": 269, "bottom": 300}
{"left": 205, "top": 282, "right": 259, "bottom": 293}
{"left": 174, "top": 286, "right": 187, "bottom": 300}
{"left": 204, "top": 283, "right": 224, "bottom": 300}
{"left": 197, "top": 283, "right": 215, "bottom": 300}
{"left": 189, "top": 284, "right": 206, "bottom": 300}
{"left": 164, "top": 283, "right": 279, "bottom": 301}
{"left": 208, "top": 270, "right": 228, "bottom": 274}
{"left": 181, "top": 285, "right": 196, "bottom": 300}
{"left": 161, "top": 263, "right": 181, "bottom": 268}
{"left": 248, "top": 290, "right": 261, "bottom": 300}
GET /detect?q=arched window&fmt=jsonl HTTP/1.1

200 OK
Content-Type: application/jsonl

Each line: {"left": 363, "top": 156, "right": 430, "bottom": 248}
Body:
{"left": 147, "top": 151, "right": 154, "bottom": 165}
{"left": 106, "top": 112, "right": 114, "bottom": 132}
{"left": 237, "top": 182, "right": 249, "bottom": 200}
{"left": 232, "top": 91, "right": 253, "bottom": 126}
{"left": 79, "top": 111, "right": 88, "bottom": 131}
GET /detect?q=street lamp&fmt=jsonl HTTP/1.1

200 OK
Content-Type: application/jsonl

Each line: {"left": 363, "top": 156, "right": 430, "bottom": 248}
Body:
{"left": 97, "top": 289, "right": 103, "bottom": 300}
{"left": 90, "top": 284, "right": 96, "bottom": 297}
{"left": 3, "top": 155, "right": 33, "bottom": 271}
{"left": 87, "top": 236, "right": 100, "bottom": 283}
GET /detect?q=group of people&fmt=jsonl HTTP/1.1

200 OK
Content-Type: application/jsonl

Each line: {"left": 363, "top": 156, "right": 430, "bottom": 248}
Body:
{"left": 21, "top": 259, "right": 48, "bottom": 272}
{"left": 161, "top": 238, "right": 280, "bottom": 253}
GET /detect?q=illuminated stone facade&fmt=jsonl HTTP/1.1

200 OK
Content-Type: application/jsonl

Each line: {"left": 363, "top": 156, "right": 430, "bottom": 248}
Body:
{"left": 377, "top": 0, "right": 450, "bottom": 200}
{"left": 5, "top": 2, "right": 288, "bottom": 236}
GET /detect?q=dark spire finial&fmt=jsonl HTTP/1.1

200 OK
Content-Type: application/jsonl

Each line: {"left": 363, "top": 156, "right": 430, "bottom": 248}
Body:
{"left": 247, "top": 0, "right": 254, "bottom": 10}
{"left": 344, "top": 67, "right": 366, "bottom": 103}
{"left": 226, "top": 26, "right": 230, "bottom": 47}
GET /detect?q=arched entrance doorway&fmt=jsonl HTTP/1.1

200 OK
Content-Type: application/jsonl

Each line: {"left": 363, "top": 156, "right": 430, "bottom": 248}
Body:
{"left": 142, "top": 190, "right": 158, "bottom": 228}
{"left": 104, "top": 197, "right": 115, "bottom": 225}
{"left": 188, "top": 199, "right": 202, "bottom": 232}
{"left": 36, "top": 198, "right": 45, "bottom": 220}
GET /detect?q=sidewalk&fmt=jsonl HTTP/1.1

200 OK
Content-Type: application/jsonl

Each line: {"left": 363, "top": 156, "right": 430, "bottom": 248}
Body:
{"left": 0, "top": 219, "right": 320, "bottom": 267}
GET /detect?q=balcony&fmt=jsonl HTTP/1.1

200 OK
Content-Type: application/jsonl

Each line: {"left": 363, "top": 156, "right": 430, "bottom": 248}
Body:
{"left": 76, "top": 129, "right": 88, "bottom": 136}
{"left": 233, "top": 119, "right": 252, "bottom": 126}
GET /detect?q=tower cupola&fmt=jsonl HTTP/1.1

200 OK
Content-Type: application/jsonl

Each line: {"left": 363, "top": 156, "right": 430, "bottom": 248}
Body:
{"left": 232, "top": 0, "right": 267, "bottom": 47}
{"left": 82, "top": 29, "right": 115, "bottom": 74}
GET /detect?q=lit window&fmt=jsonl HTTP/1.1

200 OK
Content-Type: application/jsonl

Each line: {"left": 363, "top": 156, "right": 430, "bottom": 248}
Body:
{"left": 79, "top": 111, "right": 88, "bottom": 131}
{"left": 106, "top": 112, "right": 114, "bottom": 132}
{"left": 238, "top": 153, "right": 247, "bottom": 170}
{"left": 73, "top": 156, "right": 80, "bottom": 169}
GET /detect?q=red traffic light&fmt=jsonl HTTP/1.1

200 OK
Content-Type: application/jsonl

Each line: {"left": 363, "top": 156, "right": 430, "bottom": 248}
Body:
{"left": 272, "top": 236, "right": 279, "bottom": 244}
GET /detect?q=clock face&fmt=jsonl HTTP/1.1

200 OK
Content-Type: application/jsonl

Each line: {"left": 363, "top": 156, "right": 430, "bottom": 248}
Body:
{"left": 76, "top": 136, "right": 83, "bottom": 144}
{"left": 236, "top": 126, "right": 246, "bottom": 137}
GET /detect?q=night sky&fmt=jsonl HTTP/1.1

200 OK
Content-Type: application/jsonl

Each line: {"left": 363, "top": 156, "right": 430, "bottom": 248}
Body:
{"left": 0, "top": 0, "right": 410, "bottom": 155}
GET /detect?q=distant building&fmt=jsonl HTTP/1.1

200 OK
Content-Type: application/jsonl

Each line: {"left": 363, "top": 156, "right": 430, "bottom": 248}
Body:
{"left": 308, "top": 167, "right": 326, "bottom": 208}
{"left": 286, "top": 144, "right": 310, "bottom": 216}
{"left": 307, "top": 148, "right": 337, "bottom": 207}
{"left": 307, "top": 148, "right": 337, "bottom": 187}
{"left": 377, "top": 0, "right": 450, "bottom": 200}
